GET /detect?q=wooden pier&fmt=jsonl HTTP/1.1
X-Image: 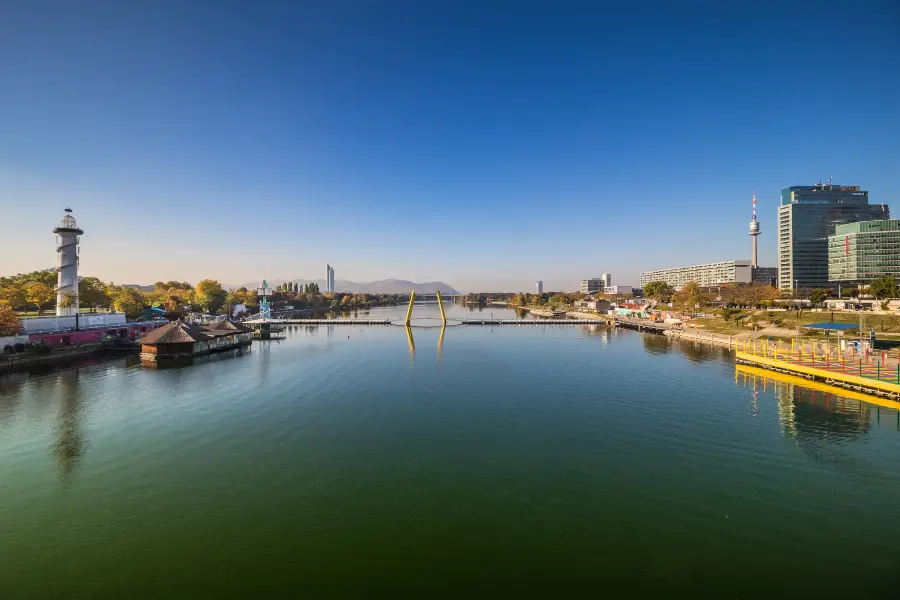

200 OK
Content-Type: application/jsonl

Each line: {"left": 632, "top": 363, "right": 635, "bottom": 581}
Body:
{"left": 245, "top": 319, "right": 392, "bottom": 325}
{"left": 244, "top": 318, "right": 608, "bottom": 327}
{"left": 461, "top": 319, "right": 608, "bottom": 326}
{"left": 613, "top": 318, "right": 669, "bottom": 334}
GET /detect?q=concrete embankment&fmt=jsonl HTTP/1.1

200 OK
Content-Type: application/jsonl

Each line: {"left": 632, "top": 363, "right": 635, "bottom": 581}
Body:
{"left": 665, "top": 328, "right": 746, "bottom": 349}
{"left": 1, "top": 343, "right": 107, "bottom": 372}
{"left": 565, "top": 311, "right": 611, "bottom": 322}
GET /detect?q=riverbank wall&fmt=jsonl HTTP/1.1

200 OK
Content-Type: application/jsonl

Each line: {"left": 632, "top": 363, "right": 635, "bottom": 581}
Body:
{"left": 664, "top": 328, "right": 745, "bottom": 348}
{"left": 565, "top": 311, "right": 611, "bottom": 322}
{"left": 1, "top": 343, "right": 107, "bottom": 373}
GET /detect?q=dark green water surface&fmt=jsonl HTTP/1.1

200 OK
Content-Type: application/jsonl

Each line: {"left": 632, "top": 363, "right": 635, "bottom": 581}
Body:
{"left": 2, "top": 304, "right": 899, "bottom": 598}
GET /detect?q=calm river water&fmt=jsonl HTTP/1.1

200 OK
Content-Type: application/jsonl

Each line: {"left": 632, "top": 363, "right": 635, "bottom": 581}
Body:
{"left": 2, "top": 303, "right": 899, "bottom": 598}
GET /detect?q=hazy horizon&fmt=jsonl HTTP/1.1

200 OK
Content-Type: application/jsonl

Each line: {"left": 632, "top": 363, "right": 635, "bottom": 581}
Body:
{"left": 2, "top": 2, "right": 898, "bottom": 291}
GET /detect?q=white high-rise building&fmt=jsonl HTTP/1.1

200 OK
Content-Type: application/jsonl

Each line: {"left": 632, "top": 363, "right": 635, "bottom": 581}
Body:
{"left": 53, "top": 208, "right": 82, "bottom": 317}
{"left": 640, "top": 260, "right": 752, "bottom": 290}
{"left": 326, "top": 264, "right": 335, "bottom": 293}
{"left": 536, "top": 280, "right": 543, "bottom": 294}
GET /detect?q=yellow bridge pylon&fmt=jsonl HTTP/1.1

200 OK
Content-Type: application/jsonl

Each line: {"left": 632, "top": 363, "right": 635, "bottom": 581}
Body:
{"left": 436, "top": 290, "right": 447, "bottom": 325}
{"left": 404, "top": 289, "right": 448, "bottom": 326}
{"left": 405, "top": 289, "right": 416, "bottom": 325}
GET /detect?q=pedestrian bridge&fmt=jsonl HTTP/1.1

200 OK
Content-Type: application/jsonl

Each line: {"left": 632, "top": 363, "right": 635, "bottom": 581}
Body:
{"left": 242, "top": 289, "right": 609, "bottom": 328}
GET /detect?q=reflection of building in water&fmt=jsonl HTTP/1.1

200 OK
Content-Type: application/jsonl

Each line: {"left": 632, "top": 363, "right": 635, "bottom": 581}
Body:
{"left": 642, "top": 333, "right": 671, "bottom": 355}
{"left": 675, "top": 339, "right": 720, "bottom": 363}
{"left": 580, "top": 325, "right": 610, "bottom": 341}
{"left": 51, "top": 369, "right": 86, "bottom": 478}
{"left": 772, "top": 377, "right": 797, "bottom": 437}
{"left": 736, "top": 367, "right": 890, "bottom": 477}
{"left": 740, "top": 368, "right": 873, "bottom": 440}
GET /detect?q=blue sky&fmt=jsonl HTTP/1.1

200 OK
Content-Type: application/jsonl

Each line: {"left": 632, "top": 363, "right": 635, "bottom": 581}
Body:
{"left": 2, "top": 1, "right": 898, "bottom": 291}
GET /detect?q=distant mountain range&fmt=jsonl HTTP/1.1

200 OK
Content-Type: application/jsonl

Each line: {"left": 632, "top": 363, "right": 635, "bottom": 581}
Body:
{"left": 228, "top": 278, "right": 461, "bottom": 295}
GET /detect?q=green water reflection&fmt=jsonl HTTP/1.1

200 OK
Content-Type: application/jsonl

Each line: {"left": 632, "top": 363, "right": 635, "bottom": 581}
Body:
{"left": 1, "top": 304, "right": 899, "bottom": 598}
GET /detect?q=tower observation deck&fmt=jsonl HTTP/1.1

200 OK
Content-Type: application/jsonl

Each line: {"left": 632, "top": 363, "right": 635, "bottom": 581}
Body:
{"left": 749, "top": 191, "right": 760, "bottom": 268}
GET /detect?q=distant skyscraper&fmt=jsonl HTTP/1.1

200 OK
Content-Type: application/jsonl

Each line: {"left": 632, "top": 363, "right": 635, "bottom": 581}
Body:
{"left": 580, "top": 278, "right": 605, "bottom": 294}
{"left": 777, "top": 182, "right": 889, "bottom": 290}
{"left": 536, "top": 280, "right": 543, "bottom": 294}
{"left": 600, "top": 273, "right": 612, "bottom": 288}
{"left": 326, "top": 264, "right": 335, "bottom": 293}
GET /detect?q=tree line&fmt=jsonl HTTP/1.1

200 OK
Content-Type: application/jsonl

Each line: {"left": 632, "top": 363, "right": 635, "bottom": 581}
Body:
{"left": 0, "top": 271, "right": 407, "bottom": 323}
{"left": 643, "top": 280, "right": 782, "bottom": 310}
{"left": 507, "top": 292, "right": 587, "bottom": 309}
{"left": 0, "top": 272, "right": 235, "bottom": 319}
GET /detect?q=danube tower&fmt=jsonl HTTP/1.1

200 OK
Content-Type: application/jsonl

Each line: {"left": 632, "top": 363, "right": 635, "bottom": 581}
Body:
{"left": 749, "top": 190, "right": 760, "bottom": 268}
{"left": 53, "top": 208, "right": 83, "bottom": 317}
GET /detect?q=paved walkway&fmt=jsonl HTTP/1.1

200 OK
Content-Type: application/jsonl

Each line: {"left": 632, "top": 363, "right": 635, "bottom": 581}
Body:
{"left": 666, "top": 328, "right": 900, "bottom": 370}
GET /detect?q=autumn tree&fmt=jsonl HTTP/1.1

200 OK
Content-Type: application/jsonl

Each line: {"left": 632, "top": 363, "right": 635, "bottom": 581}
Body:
{"left": 869, "top": 276, "right": 898, "bottom": 300}
{"left": 58, "top": 291, "right": 78, "bottom": 310}
{"left": 22, "top": 271, "right": 57, "bottom": 287}
{"left": 25, "top": 282, "right": 55, "bottom": 315}
{"left": 78, "top": 277, "right": 110, "bottom": 312}
{"left": 0, "top": 282, "right": 26, "bottom": 309}
{"left": 112, "top": 287, "right": 145, "bottom": 319}
{"left": 809, "top": 288, "right": 830, "bottom": 306}
{"left": 672, "top": 281, "right": 709, "bottom": 312}
{"left": 644, "top": 281, "right": 674, "bottom": 302}
{"left": 195, "top": 279, "right": 227, "bottom": 314}
{"left": 0, "top": 305, "right": 21, "bottom": 336}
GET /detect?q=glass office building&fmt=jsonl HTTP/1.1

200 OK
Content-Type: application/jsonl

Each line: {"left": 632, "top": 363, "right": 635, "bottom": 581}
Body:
{"left": 828, "top": 219, "right": 900, "bottom": 285}
{"left": 777, "top": 183, "right": 889, "bottom": 290}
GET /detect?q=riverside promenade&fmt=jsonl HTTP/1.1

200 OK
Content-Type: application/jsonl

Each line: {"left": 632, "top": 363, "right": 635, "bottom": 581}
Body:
{"left": 734, "top": 338, "right": 900, "bottom": 400}
{"left": 665, "top": 327, "right": 758, "bottom": 348}
{"left": 669, "top": 326, "right": 900, "bottom": 400}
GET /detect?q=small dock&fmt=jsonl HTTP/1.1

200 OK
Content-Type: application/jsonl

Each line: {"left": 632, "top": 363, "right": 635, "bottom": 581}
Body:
{"left": 613, "top": 318, "right": 669, "bottom": 334}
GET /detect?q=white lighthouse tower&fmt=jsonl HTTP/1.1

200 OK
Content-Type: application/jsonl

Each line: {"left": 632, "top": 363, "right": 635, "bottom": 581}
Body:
{"left": 749, "top": 190, "right": 760, "bottom": 268}
{"left": 53, "top": 208, "right": 83, "bottom": 317}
